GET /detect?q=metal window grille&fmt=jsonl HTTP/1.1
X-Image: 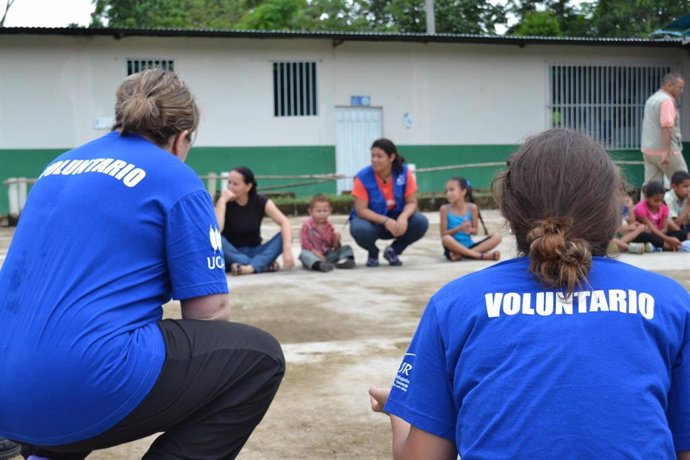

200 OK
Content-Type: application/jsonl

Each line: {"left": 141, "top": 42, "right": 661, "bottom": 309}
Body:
{"left": 548, "top": 64, "right": 675, "bottom": 150}
{"left": 273, "top": 62, "right": 318, "bottom": 117}
{"left": 126, "top": 59, "right": 175, "bottom": 76}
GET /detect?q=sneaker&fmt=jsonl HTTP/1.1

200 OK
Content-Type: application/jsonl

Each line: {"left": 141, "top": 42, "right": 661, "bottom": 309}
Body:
{"left": 644, "top": 242, "right": 655, "bottom": 253}
{"left": 366, "top": 257, "right": 379, "bottom": 267}
{"left": 0, "top": 437, "right": 20, "bottom": 460}
{"left": 383, "top": 246, "right": 402, "bottom": 266}
{"left": 627, "top": 242, "right": 644, "bottom": 254}
{"left": 335, "top": 258, "right": 355, "bottom": 269}
{"left": 315, "top": 261, "right": 333, "bottom": 272}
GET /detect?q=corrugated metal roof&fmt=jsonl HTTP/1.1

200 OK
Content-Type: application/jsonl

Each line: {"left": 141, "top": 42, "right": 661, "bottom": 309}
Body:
{"left": 0, "top": 26, "right": 686, "bottom": 48}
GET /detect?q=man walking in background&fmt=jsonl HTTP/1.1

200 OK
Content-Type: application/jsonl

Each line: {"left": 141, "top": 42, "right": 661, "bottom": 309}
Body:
{"left": 641, "top": 72, "right": 687, "bottom": 185}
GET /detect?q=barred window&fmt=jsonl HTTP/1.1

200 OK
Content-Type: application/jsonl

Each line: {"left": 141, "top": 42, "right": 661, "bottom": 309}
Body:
{"left": 273, "top": 62, "right": 318, "bottom": 117}
{"left": 549, "top": 64, "right": 675, "bottom": 150}
{"left": 126, "top": 59, "right": 175, "bottom": 76}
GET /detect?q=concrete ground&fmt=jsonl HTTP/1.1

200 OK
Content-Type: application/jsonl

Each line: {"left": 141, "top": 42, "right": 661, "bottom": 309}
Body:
{"left": 1, "top": 211, "right": 688, "bottom": 459}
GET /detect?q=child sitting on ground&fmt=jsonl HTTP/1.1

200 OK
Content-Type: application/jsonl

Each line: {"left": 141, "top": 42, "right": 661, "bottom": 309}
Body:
{"left": 611, "top": 192, "right": 650, "bottom": 253}
{"left": 299, "top": 194, "right": 355, "bottom": 272}
{"left": 634, "top": 180, "right": 686, "bottom": 251}
{"left": 664, "top": 170, "right": 690, "bottom": 234}
{"left": 440, "top": 177, "right": 501, "bottom": 261}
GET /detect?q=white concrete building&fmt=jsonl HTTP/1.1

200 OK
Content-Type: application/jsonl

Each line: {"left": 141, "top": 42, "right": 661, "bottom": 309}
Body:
{"left": 1, "top": 28, "right": 688, "bottom": 216}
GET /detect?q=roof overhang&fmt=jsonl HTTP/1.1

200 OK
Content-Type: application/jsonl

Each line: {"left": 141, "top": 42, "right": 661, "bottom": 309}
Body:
{"left": 0, "top": 27, "right": 687, "bottom": 49}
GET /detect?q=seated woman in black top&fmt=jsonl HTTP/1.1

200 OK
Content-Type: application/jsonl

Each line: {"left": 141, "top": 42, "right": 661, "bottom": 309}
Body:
{"left": 214, "top": 167, "right": 294, "bottom": 275}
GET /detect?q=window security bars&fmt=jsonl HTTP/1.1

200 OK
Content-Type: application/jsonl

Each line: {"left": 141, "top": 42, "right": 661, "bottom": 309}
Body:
{"left": 126, "top": 59, "right": 175, "bottom": 76}
{"left": 273, "top": 62, "right": 318, "bottom": 117}
{"left": 549, "top": 64, "right": 674, "bottom": 150}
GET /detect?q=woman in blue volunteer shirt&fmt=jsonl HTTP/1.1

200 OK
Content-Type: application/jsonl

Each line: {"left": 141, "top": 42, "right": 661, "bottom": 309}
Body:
{"left": 350, "top": 138, "right": 429, "bottom": 267}
{"left": 369, "top": 129, "right": 690, "bottom": 459}
{"left": 0, "top": 69, "right": 284, "bottom": 460}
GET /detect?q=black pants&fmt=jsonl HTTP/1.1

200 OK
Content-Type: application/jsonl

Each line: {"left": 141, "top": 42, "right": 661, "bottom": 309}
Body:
{"left": 20, "top": 320, "right": 285, "bottom": 460}
{"left": 634, "top": 230, "right": 687, "bottom": 248}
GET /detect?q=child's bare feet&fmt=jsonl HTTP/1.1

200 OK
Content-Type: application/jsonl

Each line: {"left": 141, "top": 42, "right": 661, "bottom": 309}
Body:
{"left": 449, "top": 252, "right": 462, "bottom": 262}
{"left": 480, "top": 251, "right": 500, "bottom": 261}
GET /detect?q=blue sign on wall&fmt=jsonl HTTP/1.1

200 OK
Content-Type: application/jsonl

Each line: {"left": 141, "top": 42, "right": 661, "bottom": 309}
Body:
{"left": 351, "top": 95, "right": 371, "bottom": 107}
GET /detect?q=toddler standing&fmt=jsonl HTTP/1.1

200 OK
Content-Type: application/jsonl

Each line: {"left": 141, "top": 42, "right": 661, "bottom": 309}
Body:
{"left": 299, "top": 194, "right": 355, "bottom": 271}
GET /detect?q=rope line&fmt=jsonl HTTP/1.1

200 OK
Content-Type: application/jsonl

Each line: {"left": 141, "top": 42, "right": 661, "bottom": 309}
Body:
{"left": 4, "top": 160, "right": 646, "bottom": 188}
{"left": 208, "top": 159, "right": 645, "bottom": 191}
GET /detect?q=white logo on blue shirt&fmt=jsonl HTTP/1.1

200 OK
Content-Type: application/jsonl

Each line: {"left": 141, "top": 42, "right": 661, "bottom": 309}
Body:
{"left": 393, "top": 353, "right": 415, "bottom": 392}
{"left": 209, "top": 226, "right": 222, "bottom": 252}
{"left": 484, "top": 289, "right": 655, "bottom": 319}
{"left": 207, "top": 225, "right": 224, "bottom": 270}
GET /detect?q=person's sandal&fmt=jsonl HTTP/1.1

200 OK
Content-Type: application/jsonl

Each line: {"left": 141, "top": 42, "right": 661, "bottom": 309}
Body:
{"left": 230, "top": 263, "right": 242, "bottom": 276}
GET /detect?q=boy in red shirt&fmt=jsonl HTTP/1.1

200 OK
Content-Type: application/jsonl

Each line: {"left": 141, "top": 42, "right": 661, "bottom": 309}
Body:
{"left": 299, "top": 195, "right": 355, "bottom": 271}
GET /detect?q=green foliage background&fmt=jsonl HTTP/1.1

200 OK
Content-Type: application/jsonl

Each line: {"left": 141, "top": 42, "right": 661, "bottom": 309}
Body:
{"left": 88, "top": 0, "right": 690, "bottom": 37}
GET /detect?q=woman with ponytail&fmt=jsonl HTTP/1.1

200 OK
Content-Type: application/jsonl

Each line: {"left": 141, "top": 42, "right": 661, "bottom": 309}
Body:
{"left": 370, "top": 129, "right": 690, "bottom": 459}
{"left": 0, "top": 70, "right": 284, "bottom": 459}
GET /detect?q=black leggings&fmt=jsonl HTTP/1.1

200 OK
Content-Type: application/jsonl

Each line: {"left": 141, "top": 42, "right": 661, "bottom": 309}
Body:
{"left": 633, "top": 230, "right": 687, "bottom": 248}
{"left": 20, "top": 320, "right": 285, "bottom": 460}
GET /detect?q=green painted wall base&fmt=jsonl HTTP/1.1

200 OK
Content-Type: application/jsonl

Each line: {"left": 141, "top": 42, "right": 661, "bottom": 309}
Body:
{"left": 2, "top": 143, "right": 689, "bottom": 217}
{"left": 1, "top": 149, "right": 64, "bottom": 219}
{"left": 400, "top": 144, "right": 518, "bottom": 194}
{"left": 187, "top": 146, "right": 336, "bottom": 199}
{"left": 0, "top": 145, "right": 337, "bottom": 217}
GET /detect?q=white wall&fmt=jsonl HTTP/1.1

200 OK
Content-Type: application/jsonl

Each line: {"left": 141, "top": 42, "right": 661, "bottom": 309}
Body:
{"left": 332, "top": 41, "right": 688, "bottom": 145}
{"left": 0, "top": 34, "right": 687, "bottom": 149}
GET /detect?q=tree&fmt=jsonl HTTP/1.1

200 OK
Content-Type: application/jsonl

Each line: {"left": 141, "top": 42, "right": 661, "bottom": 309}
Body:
{"left": 0, "top": 0, "right": 17, "bottom": 27}
{"left": 306, "top": 0, "right": 370, "bottom": 31}
{"left": 90, "top": 0, "right": 506, "bottom": 34}
{"left": 87, "top": 0, "right": 690, "bottom": 38}
{"left": 90, "top": 0, "right": 249, "bottom": 29}
{"left": 508, "top": 0, "right": 690, "bottom": 38}
{"left": 236, "top": 0, "right": 307, "bottom": 30}
{"left": 507, "top": 0, "right": 594, "bottom": 37}
{"left": 434, "top": 0, "right": 506, "bottom": 34}
{"left": 363, "top": 0, "right": 506, "bottom": 34}
{"left": 512, "top": 10, "right": 562, "bottom": 36}
{"left": 592, "top": 0, "right": 690, "bottom": 37}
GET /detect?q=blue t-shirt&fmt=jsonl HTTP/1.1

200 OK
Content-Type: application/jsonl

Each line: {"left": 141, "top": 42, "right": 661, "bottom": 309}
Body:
{"left": 0, "top": 132, "right": 229, "bottom": 445}
{"left": 385, "top": 257, "right": 690, "bottom": 458}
